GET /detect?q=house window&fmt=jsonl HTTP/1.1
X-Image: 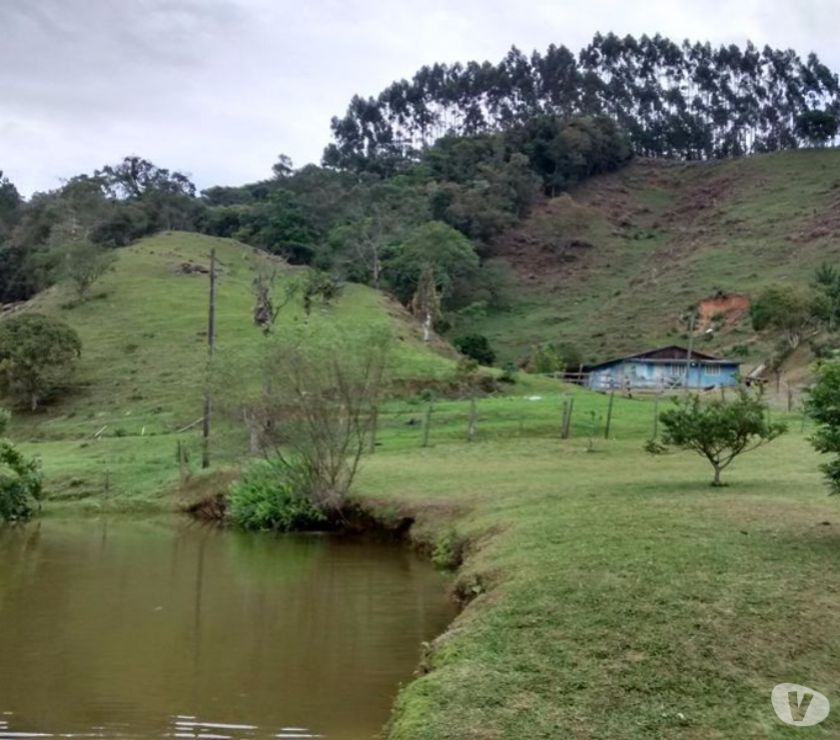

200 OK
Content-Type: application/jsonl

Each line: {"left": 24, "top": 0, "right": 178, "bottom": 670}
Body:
{"left": 706, "top": 364, "right": 720, "bottom": 376}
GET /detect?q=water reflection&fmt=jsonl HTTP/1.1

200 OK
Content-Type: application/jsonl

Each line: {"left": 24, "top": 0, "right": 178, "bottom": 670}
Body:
{"left": 0, "top": 519, "right": 456, "bottom": 739}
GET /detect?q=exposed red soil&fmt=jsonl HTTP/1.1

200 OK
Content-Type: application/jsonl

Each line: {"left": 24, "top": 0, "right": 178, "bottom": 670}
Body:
{"left": 696, "top": 291, "right": 750, "bottom": 330}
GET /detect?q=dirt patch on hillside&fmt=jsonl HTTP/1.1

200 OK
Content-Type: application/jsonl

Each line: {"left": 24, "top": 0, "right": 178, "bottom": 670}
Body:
{"left": 790, "top": 194, "right": 840, "bottom": 243}
{"left": 696, "top": 291, "right": 749, "bottom": 330}
{"left": 490, "top": 194, "right": 602, "bottom": 285}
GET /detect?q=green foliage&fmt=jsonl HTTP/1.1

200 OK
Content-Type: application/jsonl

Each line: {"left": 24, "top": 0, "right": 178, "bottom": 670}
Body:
{"left": 301, "top": 270, "right": 343, "bottom": 315}
{"left": 498, "top": 362, "right": 518, "bottom": 384}
{"left": 805, "top": 361, "right": 840, "bottom": 494}
{"left": 796, "top": 110, "right": 839, "bottom": 146}
{"left": 750, "top": 283, "right": 827, "bottom": 349}
{"left": 528, "top": 343, "right": 566, "bottom": 374}
{"left": 326, "top": 34, "right": 838, "bottom": 170}
{"left": 384, "top": 221, "right": 480, "bottom": 306}
{"left": 814, "top": 262, "right": 840, "bottom": 330}
{"left": 453, "top": 334, "right": 496, "bottom": 366}
{"left": 226, "top": 457, "right": 326, "bottom": 531}
{"left": 431, "top": 528, "right": 464, "bottom": 569}
{"left": 0, "top": 409, "right": 43, "bottom": 521}
{"left": 652, "top": 388, "right": 787, "bottom": 485}
{"left": 0, "top": 313, "right": 82, "bottom": 411}
{"left": 58, "top": 239, "right": 116, "bottom": 299}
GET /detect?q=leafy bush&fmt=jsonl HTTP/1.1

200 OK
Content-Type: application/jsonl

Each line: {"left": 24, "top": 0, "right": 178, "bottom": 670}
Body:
{"left": 648, "top": 387, "right": 786, "bottom": 486}
{"left": 0, "top": 410, "right": 43, "bottom": 521}
{"left": 0, "top": 313, "right": 82, "bottom": 411}
{"left": 226, "top": 457, "right": 326, "bottom": 531}
{"left": 528, "top": 343, "right": 564, "bottom": 374}
{"left": 454, "top": 333, "right": 496, "bottom": 365}
{"left": 499, "top": 362, "right": 518, "bottom": 384}
{"left": 805, "top": 361, "right": 840, "bottom": 494}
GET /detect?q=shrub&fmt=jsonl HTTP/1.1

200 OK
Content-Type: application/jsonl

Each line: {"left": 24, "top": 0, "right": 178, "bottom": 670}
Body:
{"left": 499, "top": 362, "right": 518, "bottom": 384}
{"left": 528, "top": 343, "right": 564, "bottom": 374}
{"left": 805, "top": 361, "right": 840, "bottom": 494}
{"left": 648, "top": 387, "right": 786, "bottom": 486}
{"left": 226, "top": 457, "right": 326, "bottom": 531}
{"left": 453, "top": 333, "right": 496, "bottom": 366}
{"left": 0, "top": 313, "right": 82, "bottom": 411}
{"left": 0, "top": 410, "right": 43, "bottom": 521}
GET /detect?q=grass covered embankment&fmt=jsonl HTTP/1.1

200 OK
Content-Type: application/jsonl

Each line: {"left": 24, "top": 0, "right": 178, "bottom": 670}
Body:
{"left": 352, "top": 392, "right": 840, "bottom": 738}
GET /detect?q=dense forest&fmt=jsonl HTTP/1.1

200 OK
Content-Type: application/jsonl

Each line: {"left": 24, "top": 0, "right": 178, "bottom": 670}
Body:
{"left": 325, "top": 33, "right": 840, "bottom": 171}
{"left": 2, "top": 33, "right": 839, "bottom": 347}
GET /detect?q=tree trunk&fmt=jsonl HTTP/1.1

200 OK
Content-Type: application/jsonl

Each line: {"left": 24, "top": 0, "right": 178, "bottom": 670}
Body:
{"left": 712, "top": 465, "right": 723, "bottom": 486}
{"left": 30, "top": 393, "right": 37, "bottom": 412}
{"left": 422, "top": 311, "right": 432, "bottom": 343}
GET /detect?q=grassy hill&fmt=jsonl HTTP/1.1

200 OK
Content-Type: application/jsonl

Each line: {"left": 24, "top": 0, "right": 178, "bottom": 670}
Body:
{"left": 8, "top": 231, "right": 456, "bottom": 508}
{"left": 464, "top": 149, "right": 840, "bottom": 368}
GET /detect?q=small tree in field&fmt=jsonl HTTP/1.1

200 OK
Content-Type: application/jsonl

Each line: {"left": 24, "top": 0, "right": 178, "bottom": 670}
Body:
{"left": 0, "top": 314, "right": 82, "bottom": 411}
{"left": 805, "top": 361, "right": 840, "bottom": 494}
{"left": 0, "top": 409, "right": 43, "bottom": 520}
{"left": 61, "top": 239, "right": 115, "bottom": 300}
{"left": 233, "top": 325, "right": 391, "bottom": 512}
{"left": 648, "top": 388, "right": 787, "bottom": 486}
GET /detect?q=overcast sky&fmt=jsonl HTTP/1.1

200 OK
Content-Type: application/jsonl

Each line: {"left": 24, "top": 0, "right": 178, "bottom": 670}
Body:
{"left": 1, "top": 0, "right": 837, "bottom": 195}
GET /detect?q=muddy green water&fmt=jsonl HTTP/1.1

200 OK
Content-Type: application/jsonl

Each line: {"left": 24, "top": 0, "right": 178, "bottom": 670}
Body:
{"left": 0, "top": 519, "right": 457, "bottom": 739}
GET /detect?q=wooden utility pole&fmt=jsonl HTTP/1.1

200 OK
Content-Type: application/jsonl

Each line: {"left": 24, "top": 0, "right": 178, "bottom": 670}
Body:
{"left": 604, "top": 388, "right": 615, "bottom": 439}
{"left": 684, "top": 312, "right": 696, "bottom": 395}
{"left": 201, "top": 248, "right": 217, "bottom": 469}
{"left": 652, "top": 386, "right": 662, "bottom": 439}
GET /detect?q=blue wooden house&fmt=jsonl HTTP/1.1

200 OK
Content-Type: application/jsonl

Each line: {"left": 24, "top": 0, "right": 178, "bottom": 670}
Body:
{"left": 582, "top": 345, "right": 740, "bottom": 391}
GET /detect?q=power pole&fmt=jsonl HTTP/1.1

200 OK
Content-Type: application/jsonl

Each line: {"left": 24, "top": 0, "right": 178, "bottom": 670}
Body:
{"left": 684, "top": 311, "right": 696, "bottom": 395}
{"left": 201, "top": 248, "right": 217, "bottom": 469}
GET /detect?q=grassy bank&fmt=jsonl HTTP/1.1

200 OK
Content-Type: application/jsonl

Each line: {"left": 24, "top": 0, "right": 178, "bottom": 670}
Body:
{"left": 353, "top": 399, "right": 840, "bottom": 738}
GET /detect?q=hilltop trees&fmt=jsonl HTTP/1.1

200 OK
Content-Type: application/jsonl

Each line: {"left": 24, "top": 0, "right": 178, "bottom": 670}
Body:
{"left": 325, "top": 34, "right": 840, "bottom": 171}
{"left": 0, "top": 314, "right": 82, "bottom": 411}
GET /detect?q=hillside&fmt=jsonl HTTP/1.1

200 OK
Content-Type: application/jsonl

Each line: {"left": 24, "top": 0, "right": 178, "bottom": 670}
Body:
{"left": 7, "top": 232, "right": 455, "bottom": 506}
{"left": 464, "top": 149, "right": 840, "bottom": 368}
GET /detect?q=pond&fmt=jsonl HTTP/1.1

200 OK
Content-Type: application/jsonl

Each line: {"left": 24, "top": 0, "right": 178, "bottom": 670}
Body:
{"left": 0, "top": 518, "right": 457, "bottom": 739}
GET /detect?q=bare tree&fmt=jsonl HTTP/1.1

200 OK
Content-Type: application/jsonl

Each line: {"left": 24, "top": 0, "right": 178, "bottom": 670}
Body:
{"left": 252, "top": 268, "right": 299, "bottom": 335}
{"left": 239, "top": 326, "right": 391, "bottom": 511}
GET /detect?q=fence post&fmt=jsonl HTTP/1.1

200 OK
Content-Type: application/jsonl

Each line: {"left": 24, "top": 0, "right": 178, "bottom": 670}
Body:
{"left": 561, "top": 396, "right": 575, "bottom": 439}
{"left": 368, "top": 405, "right": 379, "bottom": 453}
{"left": 652, "top": 389, "right": 661, "bottom": 439}
{"left": 604, "top": 388, "right": 615, "bottom": 439}
{"left": 560, "top": 398, "right": 569, "bottom": 438}
{"left": 466, "top": 395, "right": 477, "bottom": 442}
{"left": 421, "top": 402, "right": 433, "bottom": 448}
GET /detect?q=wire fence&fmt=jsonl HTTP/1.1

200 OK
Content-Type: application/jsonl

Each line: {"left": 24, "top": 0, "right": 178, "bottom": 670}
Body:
{"left": 367, "top": 385, "right": 811, "bottom": 453}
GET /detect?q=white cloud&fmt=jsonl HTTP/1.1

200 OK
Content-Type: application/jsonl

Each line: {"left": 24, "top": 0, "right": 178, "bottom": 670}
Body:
{"left": 1, "top": 0, "right": 838, "bottom": 195}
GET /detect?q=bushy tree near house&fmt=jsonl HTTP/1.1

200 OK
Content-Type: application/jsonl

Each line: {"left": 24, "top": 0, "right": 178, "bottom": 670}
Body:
{"left": 805, "top": 361, "right": 840, "bottom": 494}
{"left": 750, "top": 284, "right": 827, "bottom": 349}
{"left": 0, "top": 313, "right": 82, "bottom": 411}
{"left": 648, "top": 388, "right": 787, "bottom": 486}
